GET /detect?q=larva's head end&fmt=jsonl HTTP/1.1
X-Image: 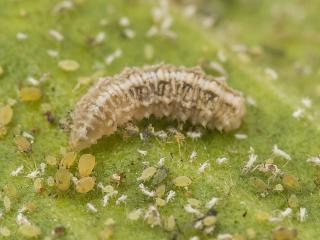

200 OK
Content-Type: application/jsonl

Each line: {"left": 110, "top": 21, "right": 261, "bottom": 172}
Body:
{"left": 69, "top": 134, "right": 91, "bottom": 152}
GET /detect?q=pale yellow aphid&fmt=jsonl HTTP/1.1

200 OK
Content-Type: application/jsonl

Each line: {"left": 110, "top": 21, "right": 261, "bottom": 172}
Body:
{"left": 155, "top": 184, "right": 166, "bottom": 198}
{"left": 137, "top": 166, "right": 157, "bottom": 181}
{"left": 3, "top": 196, "right": 11, "bottom": 212}
{"left": 58, "top": 59, "right": 80, "bottom": 72}
{"left": 19, "top": 87, "right": 42, "bottom": 101}
{"left": 0, "top": 105, "right": 13, "bottom": 126}
{"left": 76, "top": 177, "right": 95, "bottom": 193}
{"left": 78, "top": 154, "right": 96, "bottom": 177}
{"left": 155, "top": 198, "right": 166, "bottom": 207}
{"left": 173, "top": 176, "right": 192, "bottom": 187}
{"left": 55, "top": 168, "right": 71, "bottom": 191}
{"left": 203, "top": 216, "right": 217, "bottom": 226}
{"left": 0, "top": 226, "right": 11, "bottom": 237}
{"left": 45, "top": 155, "right": 57, "bottom": 166}
{"left": 19, "top": 224, "right": 41, "bottom": 238}
{"left": 34, "top": 178, "right": 43, "bottom": 193}
{"left": 14, "top": 135, "right": 31, "bottom": 152}
{"left": 60, "top": 152, "right": 77, "bottom": 169}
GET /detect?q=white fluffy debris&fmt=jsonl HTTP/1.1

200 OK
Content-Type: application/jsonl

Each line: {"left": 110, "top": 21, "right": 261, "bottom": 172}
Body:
{"left": 292, "top": 108, "right": 304, "bottom": 119}
{"left": 272, "top": 145, "right": 291, "bottom": 161}
{"left": 246, "top": 96, "right": 257, "bottom": 106}
{"left": 166, "top": 190, "right": 176, "bottom": 203}
{"left": 139, "top": 183, "right": 155, "bottom": 197}
{"left": 154, "top": 130, "right": 167, "bottom": 139}
{"left": 184, "top": 204, "right": 202, "bottom": 217}
{"left": 265, "top": 67, "right": 278, "bottom": 80}
{"left": 301, "top": 97, "right": 312, "bottom": 108}
{"left": 115, "top": 195, "right": 127, "bottom": 205}
{"left": 119, "top": 17, "right": 130, "bottom": 27}
{"left": 216, "top": 156, "right": 228, "bottom": 165}
{"left": 217, "top": 233, "right": 233, "bottom": 240}
{"left": 105, "top": 48, "right": 122, "bottom": 65}
{"left": 242, "top": 147, "right": 257, "bottom": 173}
{"left": 26, "top": 170, "right": 40, "bottom": 179}
{"left": 198, "top": 161, "right": 210, "bottom": 173}
{"left": 146, "top": 0, "right": 176, "bottom": 39}
{"left": 93, "top": 32, "right": 106, "bottom": 45}
{"left": 86, "top": 202, "right": 98, "bottom": 213}
{"left": 206, "top": 197, "right": 219, "bottom": 209}
{"left": 299, "top": 207, "right": 307, "bottom": 222}
{"left": 270, "top": 208, "right": 292, "bottom": 222}
{"left": 16, "top": 32, "right": 28, "bottom": 41}
{"left": 158, "top": 157, "right": 166, "bottom": 166}
{"left": 189, "top": 236, "right": 200, "bottom": 240}
{"left": 137, "top": 149, "right": 148, "bottom": 156}
{"left": 306, "top": 156, "right": 320, "bottom": 166}
{"left": 234, "top": 133, "right": 248, "bottom": 140}
{"left": 27, "top": 76, "right": 40, "bottom": 86}
{"left": 16, "top": 213, "right": 30, "bottom": 225}
{"left": 47, "top": 49, "right": 59, "bottom": 58}
{"left": 102, "top": 191, "right": 118, "bottom": 207}
{"left": 11, "top": 165, "right": 24, "bottom": 176}
{"left": 52, "top": 0, "right": 74, "bottom": 14}
{"left": 48, "top": 29, "right": 64, "bottom": 42}
{"left": 183, "top": 5, "right": 197, "bottom": 18}
{"left": 186, "top": 131, "right": 202, "bottom": 139}
{"left": 123, "top": 28, "right": 135, "bottom": 39}
{"left": 189, "top": 151, "right": 197, "bottom": 161}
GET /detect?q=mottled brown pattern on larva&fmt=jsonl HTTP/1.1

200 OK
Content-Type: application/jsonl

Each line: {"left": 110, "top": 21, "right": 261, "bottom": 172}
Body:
{"left": 70, "top": 64, "right": 246, "bottom": 150}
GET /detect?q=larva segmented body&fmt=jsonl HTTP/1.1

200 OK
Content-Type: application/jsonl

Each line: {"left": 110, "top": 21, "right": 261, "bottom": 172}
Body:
{"left": 70, "top": 64, "right": 246, "bottom": 150}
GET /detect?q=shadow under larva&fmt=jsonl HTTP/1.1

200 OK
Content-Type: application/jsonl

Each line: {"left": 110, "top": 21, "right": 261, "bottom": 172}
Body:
{"left": 70, "top": 64, "right": 246, "bottom": 151}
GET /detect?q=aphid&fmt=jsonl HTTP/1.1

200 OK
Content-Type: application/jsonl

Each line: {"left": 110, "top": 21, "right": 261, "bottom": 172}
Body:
{"left": 288, "top": 194, "right": 299, "bottom": 208}
{"left": 128, "top": 209, "right": 143, "bottom": 221}
{"left": 164, "top": 215, "right": 176, "bottom": 231}
{"left": 70, "top": 64, "right": 245, "bottom": 150}
{"left": 55, "top": 168, "right": 71, "bottom": 191}
{"left": 137, "top": 166, "right": 157, "bottom": 181}
{"left": 14, "top": 135, "right": 32, "bottom": 152}
{"left": 45, "top": 155, "right": 57, "bottom": 166}
{"left": 272, "top": 227, "right": 297, "bottom": 240}
{"left": 76, "top": 177, "right": 95, "bottom": 193}
{"left": 0, "top": 226, "right": 11, "bottom": 237}
{"left": 19, "top": 224, "right": 41, "bottom": 238}
{"left": 173, "top": 176, "right": 192, "bottom": 187}
{"left": 19, "top": 87, "right": 42, "bottom": 101}
{"left": 282, "top": 175, "right": 300, "bottom": 190}
{"left": 58, "top": 60, "right": 80, "bottom": 72}
{"left": 78, "top": 154, "right": 96, "bottom": 177}
{"left": 0, "top": 105, "right": 13, "bottom": 126}
{"left": 60, "top": 152, "right": 77, "bottom": 169}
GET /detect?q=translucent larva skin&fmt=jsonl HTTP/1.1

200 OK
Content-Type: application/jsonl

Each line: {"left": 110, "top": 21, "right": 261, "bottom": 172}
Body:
{"left": 70, "top": 64, "right": 246, "bottom": 150}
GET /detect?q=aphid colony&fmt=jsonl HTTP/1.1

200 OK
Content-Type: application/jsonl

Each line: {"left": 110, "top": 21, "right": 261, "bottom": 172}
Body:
{"left": 55, "top": 152, "right": 96, "bottom": 193}
{"left": 70, "top": 64, "right": 246, "bottom": 150}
